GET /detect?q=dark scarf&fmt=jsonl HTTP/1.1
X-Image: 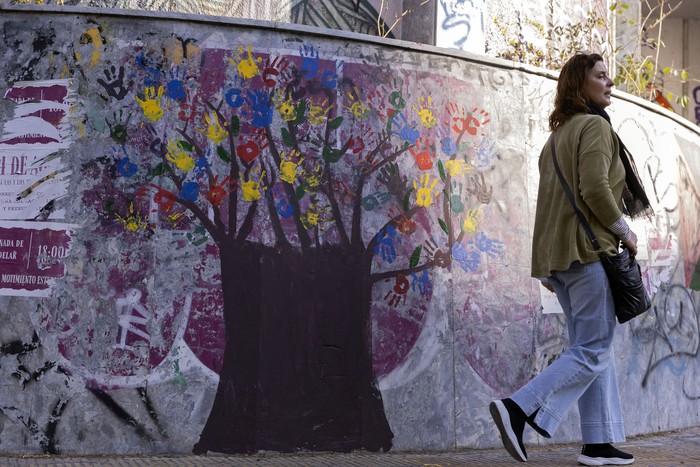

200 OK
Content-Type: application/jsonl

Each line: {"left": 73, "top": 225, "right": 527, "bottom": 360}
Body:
{"left": 588, "top": 105, "right": 654, "bottom": 219}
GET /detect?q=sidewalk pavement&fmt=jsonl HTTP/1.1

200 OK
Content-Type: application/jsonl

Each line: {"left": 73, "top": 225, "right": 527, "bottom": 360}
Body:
{"left": 1, "top": 427, "right": 698, "bottom": 466}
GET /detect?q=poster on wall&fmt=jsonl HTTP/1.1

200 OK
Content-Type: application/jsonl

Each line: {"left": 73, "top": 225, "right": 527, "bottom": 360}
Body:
{"left": 0, "top": 79, "right": 73, "bottom": 220}
{"left": 0, "top": 79, "right": 76, "bottom": 296}
{"left": 0, "top": 221, "right": 76, "bottom": 297}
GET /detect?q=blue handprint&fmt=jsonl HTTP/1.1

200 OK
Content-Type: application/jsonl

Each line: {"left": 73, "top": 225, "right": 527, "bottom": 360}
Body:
{"left": 452, "top": 242, "right": 481, "bottom": 273}
{"left": 437, "top": 126, "right": 457, "bottom": 157}
{"left": 374, "top": 224, "right": 400, "bottom": 264}
{"left": 299, "top": 45, "right": 320, "bottom": 79}
{"left": 194, "top": 155, "right": 210, "bottom": 175}
{"left": 449, "top": 181, "right": 465, "bottom": 214}
{"left": 391, "top": 112, "right": 420, "bottom": 145}
{"left": 166, "top": 66, "right": 187, "bottom": 101}
{"left": 135, "top": 53, "right": 161, "bottom": 86}
{"left": 475, "top": 136, "right": 497, "bottom": 168}
{"left": 270, "top": 186, "right": 295, "bottom": 218}
{"left": 321, "top": 60, "right": 344, "bottom": 90}
{"left": 247, "top": 90, "right": 273, "bottom": 128}
{"left": 116, "top": 157, "right": 137, "bottom": 177}
{"left": 472, "top": 232, "right": 505, "bottom": 259}
{"left": 180, "top": 181, "right": 199, "bottom": 202}
{"left": 411, "top": 270, "right": 433, "bottom": 298}
{"left": 225, "top": 87, "right": 244, "bottom": 108}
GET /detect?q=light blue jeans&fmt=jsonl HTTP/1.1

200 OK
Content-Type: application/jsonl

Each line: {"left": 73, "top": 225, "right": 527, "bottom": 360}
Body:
{"left": 512, "top": 260, "right": 626, "bottom": 444}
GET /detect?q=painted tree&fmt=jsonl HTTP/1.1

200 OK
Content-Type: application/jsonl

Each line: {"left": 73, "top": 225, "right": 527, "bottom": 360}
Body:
{"left": 87, "top": 39, "right": 500, "bottom": 454}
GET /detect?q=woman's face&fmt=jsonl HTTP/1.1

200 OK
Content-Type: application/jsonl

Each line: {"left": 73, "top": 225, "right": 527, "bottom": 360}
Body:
{"left": 584, "top": 60, "right": 614, "bottom": 108}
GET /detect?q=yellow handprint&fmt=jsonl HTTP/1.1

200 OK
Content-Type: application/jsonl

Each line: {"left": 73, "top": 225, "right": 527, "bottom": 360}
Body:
{"left": 197, "top": 112, "right": 228, "bottom": 144}
{"left": 308, "top": 99, "right": 333, "bottom": 126}
{"left": 344, "top": 91, "right": 370, "bottom": 119}
{"left": 413, "top": 173, "right": 439, "bottom": 207}
{"left": 240, "top": 168, "right": 267, "bottom": 202}
{"left": 300, "top": 198, "right": 332, "bottom": 230}
{"left": 462, "top": 205, "right": 484, "bottom": 235}
{"left": 135, "top": 86, "right": 165, "bottom": 122}
{"left": 228, "top": 45, "right": 261, "bottom": 79}
{"left": 273, "top": 92, "right": 296, "bottom": 122}
{"left": 115, "top": 202, "right": 149, "bottom": 232}
{"left": 302, "top": 160, "right": 325, "bottom": 190}
{"left": 413, "top": 96, "right": 437, "bottom": 129}
{"left": 280, "top": 150, "right": 304, "bottom": 184}
{"left": 301, "top": 210, "right": 320, "bottom": 229}
{"left": 445, "top": 159, "right": 475, "bottom": 177}
{"left": 166, "top": 140, "right": 195, "bottom": 173}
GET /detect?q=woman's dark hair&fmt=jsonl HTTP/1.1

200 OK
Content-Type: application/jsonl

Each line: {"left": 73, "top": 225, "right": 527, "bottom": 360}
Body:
{"left": 549, "top": 52, "right": 605, "bottom": 131}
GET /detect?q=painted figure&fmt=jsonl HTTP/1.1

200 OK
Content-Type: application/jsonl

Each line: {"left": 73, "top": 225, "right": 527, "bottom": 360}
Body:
{"left": 114, "top": 288, "right": 152, "bottom": 350}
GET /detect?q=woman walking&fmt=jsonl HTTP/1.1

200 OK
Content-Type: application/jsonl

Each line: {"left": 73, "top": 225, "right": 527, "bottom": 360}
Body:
{"left": 489, "top": 52, "right": 652, "bottom": 465}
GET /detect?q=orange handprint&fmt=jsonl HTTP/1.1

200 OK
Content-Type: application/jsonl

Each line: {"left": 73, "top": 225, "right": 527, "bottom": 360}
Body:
{"left": 447, "top": 103, "right": 490, "bottom": 136}
{"left": 408, "top": 137, "right": 435, "bottom": 170}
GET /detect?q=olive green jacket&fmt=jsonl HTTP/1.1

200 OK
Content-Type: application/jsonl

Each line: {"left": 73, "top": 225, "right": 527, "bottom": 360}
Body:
{"left": 531, "top": 113, "right": 626, "bottom": 278}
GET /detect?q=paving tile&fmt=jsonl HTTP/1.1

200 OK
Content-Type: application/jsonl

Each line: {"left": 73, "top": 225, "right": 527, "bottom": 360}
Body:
{"left": 0, "top": 427, "right": 698, "bottom": 466}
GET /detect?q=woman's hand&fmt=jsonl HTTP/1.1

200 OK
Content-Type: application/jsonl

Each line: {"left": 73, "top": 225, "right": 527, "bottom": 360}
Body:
{"left": 622, "top": 231, "right": 638, "bottom": 256}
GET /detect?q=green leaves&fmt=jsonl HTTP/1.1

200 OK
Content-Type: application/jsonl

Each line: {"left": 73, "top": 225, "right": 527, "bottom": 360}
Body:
{"left": 329, "top": 116, "right": 343, "bottom": 130}
{"left": 230, "top": 115, "right": 240, "bottom": 137}
{"left": 437, "top": 160, "right": 446, "bottom": 182}
{"left": 217, "top": 146, "right": 231, "bottom": 163}
{"left": 438, "top": 218, "right": 449, "bottom": 235}
{"left": 322, "top": 145, "right": 342, "bottom": 163}
{"left": 403, "top": 188, "right": 413, "bottom": 212}
{"left": 150, "top": 162, "right": 167, "bottom": 178}
{"left": 177, "top": 140, "right": 194, "bottom": 152}
{"left": 281, "top": 127, "right": 294, "bottom": 147}
{"left": 293, "top": 99, "right": 307, "bottom": 125}
{"left": 409, "top": 245, "right": 422, "bottom": 268}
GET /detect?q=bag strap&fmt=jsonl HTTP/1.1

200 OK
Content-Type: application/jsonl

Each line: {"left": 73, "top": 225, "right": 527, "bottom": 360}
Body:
{"left": 549, "top": 135, "right": 605, "bottom": 254}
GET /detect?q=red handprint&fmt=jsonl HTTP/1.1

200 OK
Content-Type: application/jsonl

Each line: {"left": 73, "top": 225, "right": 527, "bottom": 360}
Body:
{"left": 408, "top": 137, "right": 435, "bottom": 170}
{"left": 387, "top": 207, "right": 416, "bottom": 235}
{"left": 261, "top": 56, "right": 290, "bottom": 88}
{"left": 236, "top": 128, "right": 269, "bottom": 164}
{"left": 205, "top": 176, "right": 237, "bottom": 206}
{"left": 384, "top": 273, "right": 410, "bottom": 307}
{"left": 139, "top": 183, "right": 178, "bottom": 212}
{"left": 330, "top": 178, "right": 356, "bottom": 205}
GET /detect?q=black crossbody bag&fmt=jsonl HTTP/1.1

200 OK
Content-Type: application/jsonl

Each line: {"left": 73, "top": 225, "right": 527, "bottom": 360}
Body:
{"left": 549, "top": 136, "right": 651, "bottom": 324}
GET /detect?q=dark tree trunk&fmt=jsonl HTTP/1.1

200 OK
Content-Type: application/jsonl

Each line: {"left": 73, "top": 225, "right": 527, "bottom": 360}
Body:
{"left": 193, "top": 242, "right": 393, "bottom": 454}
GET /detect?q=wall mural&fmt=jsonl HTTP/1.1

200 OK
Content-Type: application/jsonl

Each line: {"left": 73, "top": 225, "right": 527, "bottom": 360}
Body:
{"left": 0, "top": 7, "right": 699, "bottom": 456}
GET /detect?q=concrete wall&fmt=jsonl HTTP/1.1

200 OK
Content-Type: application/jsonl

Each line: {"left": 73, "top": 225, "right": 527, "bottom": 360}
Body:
{"left": 0, "top": 4, "right": 699, "bottom": 455}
